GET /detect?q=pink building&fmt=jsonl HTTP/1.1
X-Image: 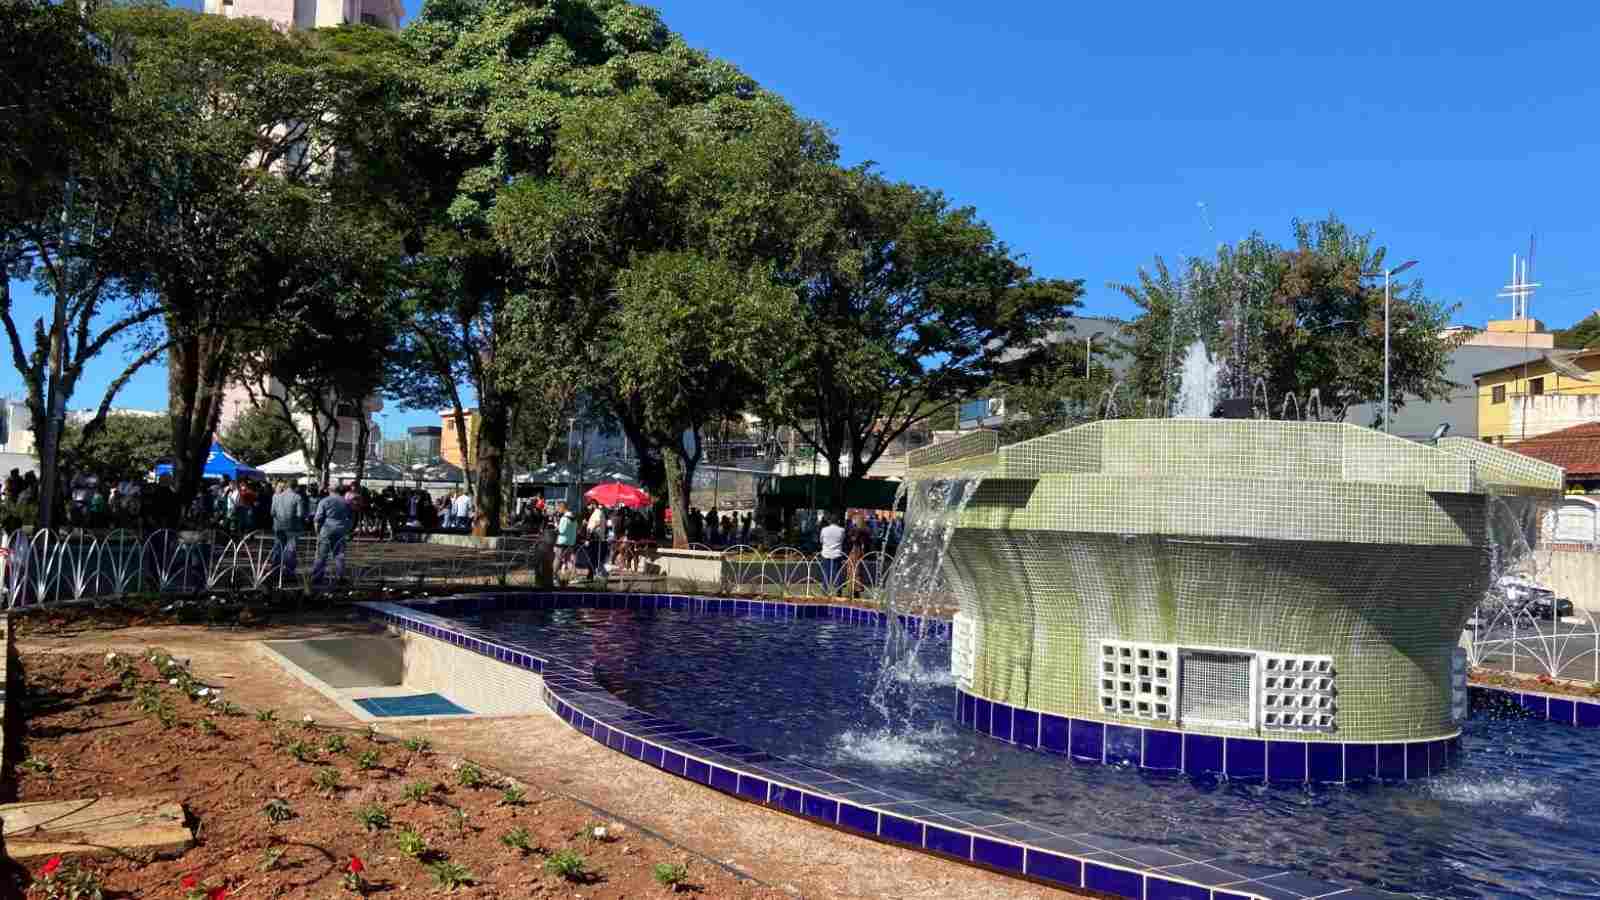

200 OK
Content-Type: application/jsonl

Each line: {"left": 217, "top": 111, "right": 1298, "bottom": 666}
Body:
{"left": 203, "top": 0, "right": 402, "bottom": 31}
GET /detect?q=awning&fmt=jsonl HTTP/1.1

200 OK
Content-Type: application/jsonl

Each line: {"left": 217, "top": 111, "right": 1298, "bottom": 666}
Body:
{"left": 153, "top": 442, "right": 264, "bottom": 481}
{"left": 761, "top": 474, "right": 902, "bottom": 510}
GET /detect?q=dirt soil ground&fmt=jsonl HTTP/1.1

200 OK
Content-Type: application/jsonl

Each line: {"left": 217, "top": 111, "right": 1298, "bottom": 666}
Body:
{"left": 12, "top": 620, "right": 1084, "bottom": 900}
{"left": 1470, "top": 667, "right": 1600, "bottom": 699}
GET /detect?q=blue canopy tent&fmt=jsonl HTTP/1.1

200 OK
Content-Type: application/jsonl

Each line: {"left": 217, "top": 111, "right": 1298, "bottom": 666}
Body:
{"left": 153, "top": 442, "right": 266, "bottom": 481}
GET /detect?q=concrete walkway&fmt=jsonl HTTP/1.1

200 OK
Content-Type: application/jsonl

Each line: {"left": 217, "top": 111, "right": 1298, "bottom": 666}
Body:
{"left": 17, "top": 619, "right": 1083, "bottom": 900}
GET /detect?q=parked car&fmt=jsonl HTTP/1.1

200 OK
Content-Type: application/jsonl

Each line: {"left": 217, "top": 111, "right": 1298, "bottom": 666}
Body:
{"left": 1497, "top": 574, "right": 1575, "bottom": 619}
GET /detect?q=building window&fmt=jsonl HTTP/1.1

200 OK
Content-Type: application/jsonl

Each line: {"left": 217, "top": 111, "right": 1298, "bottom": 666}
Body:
{"left": 1491, "top": 385, "right": 1506, "bottom": 404}
{"left": 1529, "top": 377, "right": 1545, "bottom": 396}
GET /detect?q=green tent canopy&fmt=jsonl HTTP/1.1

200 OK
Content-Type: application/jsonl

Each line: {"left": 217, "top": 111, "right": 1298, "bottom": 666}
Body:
{"left": 761, "top": 475, "right": 901, "bottom": 511}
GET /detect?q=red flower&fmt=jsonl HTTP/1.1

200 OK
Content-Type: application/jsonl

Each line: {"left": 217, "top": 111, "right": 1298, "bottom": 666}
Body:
{"left": 208, "top": 887, "right": 228, "bottom": 900}
{"left": 347, "top": 856, "right": 365, "bottom": 874}
{"left": 40, "top": 857, "right": 62, "bottom": 876}
{"left": 181, "top": 873, "right": 199, "bottom": 889}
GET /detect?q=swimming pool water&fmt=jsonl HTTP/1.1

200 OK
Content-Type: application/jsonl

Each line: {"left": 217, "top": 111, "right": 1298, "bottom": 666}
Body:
{"left": 453, "top": 605, "right": 1600, "bottom": 899}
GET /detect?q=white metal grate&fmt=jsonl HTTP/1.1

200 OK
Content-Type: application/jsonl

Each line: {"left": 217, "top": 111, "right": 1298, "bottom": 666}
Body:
{"left": 1260, "top": 653, "right": 1337, "bottom": 732}
{"left": 1178, "top": 650, "right": 1254, "bottom": 728}
{"left": 1098, "top": 640, "right": 1175, "bottom": 721}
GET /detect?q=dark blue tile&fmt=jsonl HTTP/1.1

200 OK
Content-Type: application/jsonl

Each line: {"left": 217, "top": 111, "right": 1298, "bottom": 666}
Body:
{"left": 1014, "top": 709, "right": 1039, "bottom": 748}
{"left": 1406, "top": 741, "right": 1428, "bottom": 779}
{"left": 1549, "top": 698, "right": 1575, "bottom": 725}
{"left": 641, "top": 744, "right": 663, "bottom": 768}
{"left": 1184, "top": 734, "right": 1224, "bottom": 776}
{"left": 802, "top": 794, "right": 838, "bottom": 823}
{"left": 1084, "top": 861, "right": 1143, "bottom": 898}
{"left": 684, "top": 758, "right": 710, "bottom": 784}
{"left": 991, "top": 703, "right": 1014, "bottom": 742}
{"left": 1213, "top": 893, "right": 1252, "bottom": 900}
{"left": 1146, "top": 876, "right": 1209, "bottom": 900}
{"left": 1308, "top": 742, "right": 1342, "bottom": 783}
{"left": 1257, "top": 873, "right": 1348, "bottom": 897}
{"left": 924, "top": 824, "right": 972, "bottom": 859}
{"left": 1041, "top": 714, "right": 1070, "bottom": 754}
{"left": 974, "top": 698, "right": 993, "bottom": 734}
{"left": 1267, "top": 740, "right": 1305, "bottom": 782}
{"left": 772, "top": 786, "right": 803, "bottom": 814}
{"left": 1579, "top": 700, "right": 1600, "bottom": 728}
{"left": 958, "top": 691, "right": 974, "bottom": 727}
{"left": 607, "top": 729, "right": 626, "bottom": 751}
{"left": 1105, "top": 724, "right": 1142, "bottom": 766}
{"left": 879, "top": 814, "right": 922, "bottom": 845}
{"left": 1519, "top": 692, "right": 1549, "bottom": 718}
{"left": 1427, "top": 738, "right": 1446, "bottom": 774}
{"left": 1377, "top": 743, "right": 1406, "bottom": 781}
{"left": 623, "top": 737, "right": 643, "bottom": 758}
{"left": 1345, "top": 743, "right": 1376, "bottom": 781}
{"left": 1143, "top": 729, "right": 1181, "bottom": 771}
{"left": 736, "top": 775, "right": 768, "bottom": 803}
{"left": 1069, "top": 719, "right": 1104, "bottom": 762}
{"left": 838, "top": 803, "right": 877, "bottom": 834}
{"left": 593, "top": 725, "right": 611, "bottom": 746}
{"left": 1226, "top": 737, "right": 1266, "bottom": 780}
{"left": 1024, "top": 849, "right": 1082, "bottom": 888}
{"left": 972, "top": 837, "right": 1024, "bottom": 873}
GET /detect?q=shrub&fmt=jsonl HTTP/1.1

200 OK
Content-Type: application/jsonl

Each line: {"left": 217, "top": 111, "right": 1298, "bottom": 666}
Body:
{"left": 285, "top": 741, "right": 316, "bottom": 763}
{"left": 323, "top": 734, "right": 348, "bottom": 754}
{"left": 499, "top": 785, "right": 527, "bottom": 806}
{"left": 653, "top": 862, "right": 688, "bottom": 890}
{"left": 259, "top": 846, "right": 285, "bottom": 871}
{"left": 197, "top": 718, "right": 218, "bottom": 736}
{"left": 312, "top": 768, "right": 341, "bottom": 794}
{"left": 355, "top": 804, "right": 389, "bottom": 832}
{"left": 394, "top": 829, "right": 428, "bottom": 859}
{"left": 402, "top": 780, "right": 437, "bottom": 804}
{"left": 427, "top": 860, "right": 474, "bottom": 891}
{"left": 36, "top": 856, "right": 105, "bottom": 900}
{"left": 255, "top": 708, "right": 277, "bottom": 722}
{"left": 543, "top": 849, "right": 587, "bottom": 881}
{"left": 357, "top": 749, "right": 381, "bottom": 770}
{"left": 456, "top": 761, "right": 484, "bottom": 788}
{"left": 402, "top": 736, "right": 431, "bottom": 753}
{"left": 20, "top": 756, "right": 52, "bottom": 774}
{"left": 500, "top": 827, "right": 534, "bottom": 854}
{"left": 262, "top": 798, "right": 294, "bottom": 823}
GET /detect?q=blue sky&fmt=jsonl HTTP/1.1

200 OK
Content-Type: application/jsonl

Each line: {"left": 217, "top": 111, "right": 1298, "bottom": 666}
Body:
{"left": 7, "top": 0, "right": 1600, "bottom": 435}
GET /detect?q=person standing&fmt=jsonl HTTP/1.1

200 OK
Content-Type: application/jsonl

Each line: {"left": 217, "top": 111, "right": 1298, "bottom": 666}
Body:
{"left": 819, "top": 516, "right": 846, "bottom": 597}
{"left": 310, "top": 487, "right": 355, "bottom": 585}
{"left": 452, "top": 490, "right": 474, "bottom": 531}
{"left": 585, "top": 501, "right": 607, "bottom": 578}
{"left": 270, "top": 481, "right": 305, "bottom": 580}
{"left": 554, "top": 501, "right": 578, "bottom": 581}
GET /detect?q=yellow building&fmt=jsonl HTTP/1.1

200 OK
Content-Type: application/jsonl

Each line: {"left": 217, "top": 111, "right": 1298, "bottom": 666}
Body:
{"left": 439, "top": 408, "right": 479, "bottom": 470}
{"left": 1476, "top": 348, "right": 1600, "bottom": 444}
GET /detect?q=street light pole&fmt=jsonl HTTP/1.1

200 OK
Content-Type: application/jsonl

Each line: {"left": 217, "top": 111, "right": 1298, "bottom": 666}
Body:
{"left": 1365, "top": 260, "right": 1417, "bottom": 434}
{"left": 1085, "top": 330, "right": 1105, "bottom": 377}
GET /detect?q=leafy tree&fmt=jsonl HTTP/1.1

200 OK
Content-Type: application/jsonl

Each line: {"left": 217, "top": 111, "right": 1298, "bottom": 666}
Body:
{"left": 1555, "top": 314, "right": 1600, "bottom": 350}
{"left": 1118, "top": 215, "right": 1462, "bottom": 423}
{"left": 991, "top": 332, "right": 1137, "bottom": 445}
{"left": 59, "top": 413, "right": 170, "bottom": 486}
{"left": 766, "top": 169, "right": 1084, "bottom": 515}
{"left": 219, "top": 403, "right": 301, "bottom": 468}
{"left": 608, "top": 252, "right": 798, "bottom": 546}
{"left": 0, "top": 1, "right": 169, "bottom": 527}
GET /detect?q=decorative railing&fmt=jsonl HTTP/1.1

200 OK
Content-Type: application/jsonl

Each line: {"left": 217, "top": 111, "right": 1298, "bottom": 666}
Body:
{"left": 1464, "top": 593, "right": 1600, "bottom": 684}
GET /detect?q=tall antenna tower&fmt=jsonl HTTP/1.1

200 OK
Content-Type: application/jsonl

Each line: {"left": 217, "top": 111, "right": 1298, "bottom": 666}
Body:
{"left": 1497, "top": 232, "right": 1541, "bottom": 320}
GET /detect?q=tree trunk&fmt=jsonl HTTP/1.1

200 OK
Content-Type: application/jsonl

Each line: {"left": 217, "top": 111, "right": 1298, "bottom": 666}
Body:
{"left": 353, "top": 405, "right": 371, "bottom": 487}
{"left": 661, "top": 449, "right": 691, "bottom": 549}
{"left": 472, "top": 389, "right": 509, "bottom": 537}
{"left": 166, "top": 333, "right": 228, "bottom": 521}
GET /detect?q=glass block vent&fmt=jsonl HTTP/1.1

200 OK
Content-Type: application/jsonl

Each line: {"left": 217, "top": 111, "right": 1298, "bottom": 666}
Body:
{"left": 1260, "top": 653, "right": 1336, "bottom": 732}
{"left": 1178, "top": 649, "right": 1255, "bottom": 728}
{"left": 1098, "top": 640, "right": 1175, "bottom": 721}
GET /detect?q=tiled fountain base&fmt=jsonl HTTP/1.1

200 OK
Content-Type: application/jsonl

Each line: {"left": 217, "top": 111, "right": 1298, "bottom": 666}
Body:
{"left": 1468, "top": 683, "right": 1600, "bottom": 727}
{"left": 358, "top": 592, "right": 1390, "bottom": 900}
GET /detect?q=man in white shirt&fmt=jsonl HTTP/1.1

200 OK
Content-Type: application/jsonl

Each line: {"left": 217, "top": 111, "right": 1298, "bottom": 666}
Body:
{"left": 585, "top": 502, "right": 608, "bottom": 578}
{"left": 452, "top": 491, "right": 474, "bottom": 529}
{"left": 819, "top": 516, "right": 846, "bottom": 596}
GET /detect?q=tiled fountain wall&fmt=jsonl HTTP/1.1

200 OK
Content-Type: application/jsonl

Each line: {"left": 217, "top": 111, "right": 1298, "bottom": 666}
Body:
{"left": 912, "top": 420, "right": 1565, "bottom": 749}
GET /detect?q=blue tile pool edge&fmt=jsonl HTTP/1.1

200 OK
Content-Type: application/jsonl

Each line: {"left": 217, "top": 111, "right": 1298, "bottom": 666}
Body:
{"left": 1469, "top": 683, "right": 1600, "bottom": 728}
{"left": 353, "top": 591, "right": 1380, "bottom": 900}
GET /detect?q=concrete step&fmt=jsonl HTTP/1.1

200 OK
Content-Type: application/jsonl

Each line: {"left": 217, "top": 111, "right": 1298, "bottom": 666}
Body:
{"left": 1, "top": 795, "right": 192, "bottom": 859}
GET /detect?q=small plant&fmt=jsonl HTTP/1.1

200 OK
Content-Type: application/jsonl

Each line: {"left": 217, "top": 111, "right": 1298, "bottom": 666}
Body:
{"left": 402, "top": 780, "right": 437, "bottom": 804}
{"left": 427, "top": 860, "right": 474, "bottom": 891}
{"left": 653, "top": 862, "right": 689, "bottom": 890}
{"left": 312, "top": 767, "right": 342, "bottom": 794}
{"left": 543, "top": 849, "right": 588, "bottom": 882}
{"left": 179, "top": 872, "right": 228, "bottom": 900}
{"left": 20, "top": 756, "right": 52, "bottom": 774}
{"left": 117, "top": 668, "right": 139, "bottom": 691}
{"left": 256, "top": 708, "right": 277, "bottom": 723}
{"left": 456, "top": 761, "right": 484, "bottom": 788}
{"left": 341, "top": 856, "right": 367, "bottom": 894}
{"left": 259, "top": 846, "right": 286, "bottom": 871}
{"left": 499, "top": 784, "right": 527, "bottom": 806}
{"left": 500, "top": 826, "right": 534, "bottom": 854}
{"left": 450, "top": 807, "right": 471, "bottom": 837}
{"left": 286, "top": 740, "right": 316, "bottom": 763}
{"left": 355, "top": 804, "right": 390, "bottom": 832}
{"left": 133, "top": 684, "right": 164, "bottom": 713}
{"left": 36, "top": 856, "right": 105, "bottom": 900}
{"left": 402, "top": 736, "right": 431, "bottom": 753}
{"left": 323, "top": 733, "right": 348, "bottom": 754}
{"left": 262, "top": 798, "right": 294, "bottom": 823}
{"left": 357, "top": 749, "right": 381, "bottom": 770}
{"left": 394, "top": 828, "right": 428, "bottom": 859}
{"left": 197, "top": 718, "right": 219, "bottom": 736}
{"left": 217, "top": 700, "right": 243, "bottom": 717}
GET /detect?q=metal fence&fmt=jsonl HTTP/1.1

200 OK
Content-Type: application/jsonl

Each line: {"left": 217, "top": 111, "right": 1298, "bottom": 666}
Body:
{"left": 1464, "top": 593, "right": 1600, "bottom": 683}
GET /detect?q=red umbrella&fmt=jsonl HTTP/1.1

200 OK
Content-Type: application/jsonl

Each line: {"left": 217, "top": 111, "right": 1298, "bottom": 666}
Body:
{"left": 585, "top": 481, "right": 651, "bottom": 509}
